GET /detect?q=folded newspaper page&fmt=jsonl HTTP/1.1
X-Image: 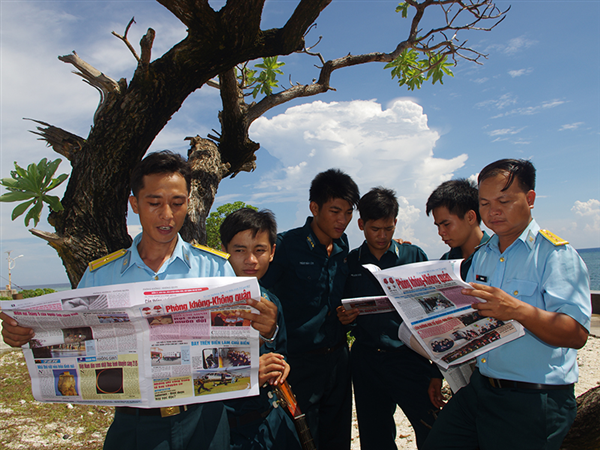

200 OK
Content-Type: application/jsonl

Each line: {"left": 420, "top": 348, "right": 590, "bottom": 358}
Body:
{"left": 364, "top": 260, "right": 525, "bottom": 369}
{"left": 398, "top": 321, "right": 475, "bottom": 393}
{"left": 0, "top": 277, "right": 263, "bottom": 408}
{"left": 341, "top": 295, "right": 394, "bottom": 315}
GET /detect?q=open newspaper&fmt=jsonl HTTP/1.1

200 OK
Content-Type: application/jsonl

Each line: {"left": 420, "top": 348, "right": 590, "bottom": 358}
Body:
{"left": 363, "top": 260, "right": 525, "bottom": 369}
{"left": 0, "top": 277, "right": 263, "bottom": 408}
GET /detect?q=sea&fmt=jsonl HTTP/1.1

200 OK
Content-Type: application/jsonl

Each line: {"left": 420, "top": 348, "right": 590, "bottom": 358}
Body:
{"left": 18, "top": 247, "right": 600, "bottom": 292}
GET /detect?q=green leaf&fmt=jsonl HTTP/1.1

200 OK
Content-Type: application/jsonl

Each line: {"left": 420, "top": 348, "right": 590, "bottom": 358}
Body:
{"left": 0, "top": 178, "right": 20, "bottom": 189}
{"left": 41, "top": 194, "right": 63, "bottom": 211}
{"left": 24, "top": 200, "right": 43, "bottom": 227}
{"left": 46, "top": 173, "right": 68, "bottom": 191}
{"left": 0, "top": 191, "right": 35, "bottom": 202}
{"left": 395, "top": 2, "right": 410, "bottom": 18}
{"left": 2, "top": 157, "right": 69, "bottom": 227}
{"left": 11, "top": 199, "right": 36, "bottom": 221}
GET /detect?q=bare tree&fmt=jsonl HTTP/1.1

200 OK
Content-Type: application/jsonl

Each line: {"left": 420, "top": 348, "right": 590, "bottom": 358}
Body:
{"left": 25, "top": 0, "right": 506, "bottom": 287}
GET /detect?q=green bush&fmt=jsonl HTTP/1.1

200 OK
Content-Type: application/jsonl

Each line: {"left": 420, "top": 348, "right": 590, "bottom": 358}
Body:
{"left": 18, "top": 288, "right": 56, "bottom": 298}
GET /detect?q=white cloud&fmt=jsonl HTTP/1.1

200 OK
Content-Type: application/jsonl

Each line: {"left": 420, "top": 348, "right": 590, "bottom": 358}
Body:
{"left": 571, "top": 199, "right": 600, "bottom": 242}
{"left": 559, "top": 122, "right": 584, "bottom": 131}
{"left": 508, "top": 68, "right": 533, "bottom": 78}
{"left": 488, "top": 127, "right": 525, "bottom": 137}
{"left": 487, "top": 36, "right": 538, "bottom": 55}
{"left": 491, "top": 99, "right": 565, "bottom": 118}
{"left": 249, "top": 98, "right": 468, "bottom": 243}
{"left": 476, "top": 93, "right": 518, "bottom": 110}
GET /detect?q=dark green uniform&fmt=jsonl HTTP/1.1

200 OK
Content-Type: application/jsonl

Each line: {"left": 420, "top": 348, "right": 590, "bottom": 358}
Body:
{"left": 439, "top": 231, "right": 490, "bottom": 280}
{"left": 344, "top": 240, "right": 439, "bottom": 450}
{"left": 225, "top": 288, "right": 301, "bottom": 450}
{"left": 261, "top": 218, "right": 352, "bottom": 449}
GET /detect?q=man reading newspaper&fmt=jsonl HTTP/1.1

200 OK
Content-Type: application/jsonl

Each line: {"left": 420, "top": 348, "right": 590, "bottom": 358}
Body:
{"left": 1, "top": 151, "right": 276, "bottom": 450}
{"left": 337, "top": 187, "right": 440, "bottom": 449}
{"left": 423, "top": 159, "right": 591, "bottom": 450}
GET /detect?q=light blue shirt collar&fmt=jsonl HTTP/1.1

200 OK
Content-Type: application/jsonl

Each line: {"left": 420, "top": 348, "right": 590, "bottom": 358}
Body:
{"left": 486, "top": 219, "right": 539, "bottom": 254}
{"left": 121, "top": 233, "right": 191, "bottom": 276}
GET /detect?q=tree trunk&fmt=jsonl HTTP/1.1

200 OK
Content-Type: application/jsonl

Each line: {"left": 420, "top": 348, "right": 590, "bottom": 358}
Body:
{"left": 561, "top": 385, "right": 600, "bottom": 450}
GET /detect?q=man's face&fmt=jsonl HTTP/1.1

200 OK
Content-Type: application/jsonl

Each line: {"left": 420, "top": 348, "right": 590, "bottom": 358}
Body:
{"left": 359, "top": 217, "right": 396, "bottom": 254}
{"left": 478, "top": 172, "right": 535, "bottom": 244}
{"left": 310, "top": 198, "right": 354, "bottom": 241}
{"left": 224, "top": 230, "right": 274, "bottom": 280}
{"left": 432, "top": 206, "right": 472, "bottom": 249}
{"left": 129, "top": 172, "right": 189, "bottom": 247}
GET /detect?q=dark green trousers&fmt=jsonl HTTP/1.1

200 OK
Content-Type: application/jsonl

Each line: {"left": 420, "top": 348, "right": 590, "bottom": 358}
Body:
{"left": 424, "top": 370, "right": 576, "bottom": 450}
{"left": 351, "top": 342, "right": 438, "bottom": 449}
{"left": 103, "top": 402, "right": 229, "bottom": 450}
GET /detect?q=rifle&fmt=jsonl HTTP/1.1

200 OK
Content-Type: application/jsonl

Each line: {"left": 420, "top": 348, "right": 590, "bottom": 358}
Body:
{"left": 270, "top": 380, "right": 316, "bottom": 450}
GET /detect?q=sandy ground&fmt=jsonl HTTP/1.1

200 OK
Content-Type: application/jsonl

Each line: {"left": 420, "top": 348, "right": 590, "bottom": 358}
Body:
{"left": 351, "top": 331, "right": 600, "bottom": 449}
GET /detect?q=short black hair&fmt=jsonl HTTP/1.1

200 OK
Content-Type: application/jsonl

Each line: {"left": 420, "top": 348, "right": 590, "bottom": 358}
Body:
{"left": 309, "top": 169, "right": 360, "bottom": 209}
{"left": 478, "top": 159, "right": 536, "bottom": 192}
{"left": 130, "top": 150, "right": 191, "bottom": 197}
{"left": 220, "top": 208, "right": 277, "bottom": 249}
{"left": 426, "top": 179, "right": 481, "bottom": 224}
{"left": 358, "top": 187, "right": 399, "bottom": 223}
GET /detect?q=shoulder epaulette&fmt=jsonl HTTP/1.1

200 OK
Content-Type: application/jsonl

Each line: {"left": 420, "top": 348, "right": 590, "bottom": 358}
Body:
{"left": 192, "top": 244, "right": 230, "bottom": 260}
{"left": 539, "top": 229, "right": 568, "bottom": 246}
{"left": 88, "top": 249, "right": 127, "bottom": 271}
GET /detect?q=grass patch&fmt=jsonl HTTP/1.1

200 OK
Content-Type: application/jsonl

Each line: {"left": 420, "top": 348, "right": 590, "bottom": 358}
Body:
{"left": 0, "top": 350, "right": 113, "bottom": 449}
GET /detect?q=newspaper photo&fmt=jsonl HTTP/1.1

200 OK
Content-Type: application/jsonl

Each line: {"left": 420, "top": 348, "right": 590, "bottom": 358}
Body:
{"left": 341, "top": 295, "right": 394, "bottom": 315}
{"left": 365, "top": 259, "right": 525, "bottom": 369}
{"left": 0, "top": 277, "right": 263, "bottom": 408}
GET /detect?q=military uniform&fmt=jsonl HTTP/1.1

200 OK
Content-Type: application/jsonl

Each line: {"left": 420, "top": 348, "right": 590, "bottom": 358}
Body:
{"left": 225, "top": 287, "right": 301, "bottom": 450}
{"left": 261, "top": 217, "right": 352, "bottom": 449}
{"left": 80, "top": 233, "right": 235, "bottom": 450}
{"left": 424, "top": 220, "right": 591, "bottom": 450}
{"left": 344, "top": 240, "right": 439, "bottom": 449}
{"left": 440, "top": 231, "right": 490, "bottom": 280}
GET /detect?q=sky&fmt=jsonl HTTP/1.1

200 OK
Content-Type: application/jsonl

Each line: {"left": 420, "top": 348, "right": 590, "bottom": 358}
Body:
{"left": 1, "top": 0, "right": 599, "bottom": 288}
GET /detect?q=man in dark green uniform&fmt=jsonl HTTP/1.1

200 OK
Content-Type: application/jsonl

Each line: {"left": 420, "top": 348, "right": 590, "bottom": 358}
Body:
{"left": 337, "top": 187, "right": 440, "bottom": 450}
{"left": 424, "top": 178, "right": 490, "bottom": 407}
{"left": 425, "top": 179, "right": 490, "bottom": 280}
{"left": 219, "top": 208, "right": 301, "bottom": 450}
{"left": 261, "top": 169, "right": 360, "bottom": 449}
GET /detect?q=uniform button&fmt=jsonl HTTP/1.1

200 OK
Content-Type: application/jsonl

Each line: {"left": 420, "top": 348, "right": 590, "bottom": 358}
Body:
{"left": 481, "top": 358, "right": 486, "bottom": 363}
{"left": 154, "top": 275, "right": 159, "bottom": 280}
{"left": 513, "top": 290, "right": 518, "bottom": 296}
{"left": 499, "top": 257, "right": 505, "bottom": 262}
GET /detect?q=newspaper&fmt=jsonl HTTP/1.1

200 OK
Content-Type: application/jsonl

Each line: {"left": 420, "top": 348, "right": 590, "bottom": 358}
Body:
{"left": 341, "top": 295, "right": 394, "bottom": 315}
{"left": 0, "top": 277, "right": 262, "bottom": 408}
{"left": 365, "top": 260, "right": 525, "bottom": 369}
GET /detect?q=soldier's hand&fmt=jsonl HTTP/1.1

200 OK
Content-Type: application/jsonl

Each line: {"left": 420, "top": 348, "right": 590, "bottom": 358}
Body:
{"left": 1, "top": 312, "right": 34, "bottom": 347}
{"left": 336, "top": 305, "right": 359, "bottom": 325}
{"left": 238, "top": 297, "right": 278, "bottom": 339}
{"left": 259, "top": 353, "right": 289, "bottom": 386}
{"left": 428, "top": 377, "right": 446, "bottom": 409}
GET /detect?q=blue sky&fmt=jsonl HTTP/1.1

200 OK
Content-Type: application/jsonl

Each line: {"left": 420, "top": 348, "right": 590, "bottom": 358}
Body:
{"left": 1, "top": 1, "right": 599, "bottom": 287}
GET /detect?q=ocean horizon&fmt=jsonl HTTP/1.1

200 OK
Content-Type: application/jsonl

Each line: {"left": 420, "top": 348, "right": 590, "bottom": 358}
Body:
{"left": 17, "top": 247, "right": 600, "bottom": 292}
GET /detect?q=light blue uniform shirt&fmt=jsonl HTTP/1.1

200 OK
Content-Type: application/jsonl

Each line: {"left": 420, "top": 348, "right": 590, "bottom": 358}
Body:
{"left": 467, "top": 219, "right": 591, "bottom": 385}
{"left": 79, "top": 233, "right": 235, "bottom": 288}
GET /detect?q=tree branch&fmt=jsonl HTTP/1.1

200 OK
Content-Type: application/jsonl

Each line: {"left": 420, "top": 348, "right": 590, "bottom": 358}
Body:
{"left": 26, "top": 119, "right": 85, "bottom": 161}
{"left": 140, "top": 28, "right": 156, "bottom": 69}
{"left": 58, "top": 51, "right": 121, "bottom": 124}
{"left": 111, "top": 17, "right": 141, "bottom": 63}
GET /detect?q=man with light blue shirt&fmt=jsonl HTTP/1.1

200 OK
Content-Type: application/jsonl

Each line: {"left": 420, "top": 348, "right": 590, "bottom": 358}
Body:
{"left": 1, "top": 151, "right": 241, "bottom": 450}
{"left": 424, "top": 159, "right": 591, "bottom": 450}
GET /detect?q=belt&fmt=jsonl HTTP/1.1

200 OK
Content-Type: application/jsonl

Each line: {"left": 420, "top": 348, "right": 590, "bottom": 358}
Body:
{"left": 228, "top": 409, "right": 270, "bottom": 428}
{"left": 484, "top": 376, "right": 573, "bottom": 391}
{"left": 304, "top": 339, "right": 345, "bottom": 355}
{"left": 116, "top": 405, "right": 189, "bottom": 418}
